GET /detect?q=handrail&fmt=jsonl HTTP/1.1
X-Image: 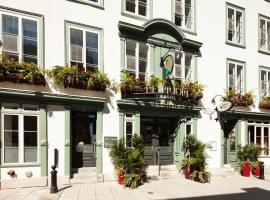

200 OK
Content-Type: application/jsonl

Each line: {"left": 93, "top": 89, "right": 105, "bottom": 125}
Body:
{"left": 155, "top": 147, "right": 161, "bottom": 176}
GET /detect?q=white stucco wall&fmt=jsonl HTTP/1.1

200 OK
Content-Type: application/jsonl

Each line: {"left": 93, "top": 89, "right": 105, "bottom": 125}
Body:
{"left": 0, "top": 0, "right": 270, "bottom": 180}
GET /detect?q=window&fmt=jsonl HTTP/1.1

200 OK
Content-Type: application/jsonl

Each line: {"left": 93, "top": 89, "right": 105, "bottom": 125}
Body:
{"left": 125, "top": 114, "right": 134, "bottom": 147}
{"left": 125, "top": 40, "right": 149, "bottom": 81}
{"left": 0, "top": 12, "right": 40, "bottom": 64}
{"left": 185, "top": 118, "right": 193, "bottom": 136}
{"left": 1, "top": 105, "right": 39, "bottom": 164}
{"left": 260, "top": 67, "right": 270, "bottom": 97}
{"left": 174, "top": 0, "right": 195, "bottom": 31}
{"left": 174, "top": 51, "right": 194, "bottom": 81}
{"left": 72, "top": 0, "right": 104, "bottom": 8}
{"left": 248, "top": 121, "right": 269, "bottom": 156}
{"left": 67, "top": 23, "right": 102, "bottom": 72}
{"left": 259, "top": 16, "right": 270, "bottom": 52}
{"left": 227, "top": 60, "right": 244, "bottom": 94}
{"left": 124, "top": 0, "right": 149, "bottom": 17}
{"left": 226, "top": 4, "right": 244, "bottom": 45}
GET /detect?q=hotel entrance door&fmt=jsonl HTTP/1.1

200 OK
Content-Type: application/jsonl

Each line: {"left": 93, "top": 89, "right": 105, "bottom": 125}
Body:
{"left": 141, "top": 117, "right": 175, "bottom": 165}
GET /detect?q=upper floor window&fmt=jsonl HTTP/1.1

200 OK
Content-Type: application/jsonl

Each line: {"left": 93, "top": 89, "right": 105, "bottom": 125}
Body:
{"left": 259, "top": 16, "right": 270, "bottom": 53}
{"left": 125, "top": 40, "right": 149, "bottom": 81}
{"left": 260, "top": 67, "right": 270, "bottom": 97}
{"left": 227, "top": 60, "right": 244, "bottom": 94}
{"left": 0, "top": 12, "right": 40, "bottom": 64}
{"left": 226, "top": 4, "right": 244, "bottom": 46}
{"left": 124, "top": 0, "right": 149, "bottom": 18}
{"left": 174, "top": 51, "right": 194, "bottom": 81}
{"left": 66, "top": 22, "right": 102, "bottom": 72}
{"left": 174, "top": 0, "right": 195, "bottom": 31}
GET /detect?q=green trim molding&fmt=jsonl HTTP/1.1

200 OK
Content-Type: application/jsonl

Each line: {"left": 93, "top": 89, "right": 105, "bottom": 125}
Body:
{"left": 64, "top": 109, "right": 71, "bottom": 176}
{"left": 96, "top": 111, "right": 103, "bottom": 175}
{"left": 118, "top": 19, "right": 202, "bottom": 55}
{"left": 0, "top": 88, "right": 106, "bottom": 109}
{"left": 39, "top": 106, "right": 47, "bottom": 177}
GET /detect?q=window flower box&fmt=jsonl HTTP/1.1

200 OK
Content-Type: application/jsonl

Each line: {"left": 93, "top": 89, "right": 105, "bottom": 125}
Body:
{"left": 259, "top": 97, "right": 270, "bottom": 109}
{"left": 0, "top": 60, "right": 46, "bottom": 86}
{"left": 48, "top": 66, "right": 110, "bottom": 92}
{"left": 224, "top": 89, "right": 254, "bottom": 107}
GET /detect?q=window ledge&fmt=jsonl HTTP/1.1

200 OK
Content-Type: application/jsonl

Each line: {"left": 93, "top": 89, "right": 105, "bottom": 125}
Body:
{"left": 258, "top": 49, "right": 270, "bottom": 56}
{"left": 0, "top": 163, "right": 40, "bottom": 168}
{"left": 121, "top": 11, "right": 150, "bottom": 21}
{"left": 179, "top": 27, "right": 197, "bottom": 36}
{"left": 225, "top": 41, "right": 246, "bottom": 49}
{"left": 66, "top": 0, "right": 104, "bottom": 10}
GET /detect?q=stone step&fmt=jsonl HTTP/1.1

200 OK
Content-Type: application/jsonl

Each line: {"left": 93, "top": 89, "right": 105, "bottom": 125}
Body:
{"left": 70, "top": 178, "right": 97, "bottom": 185}
{"left": 72, "top": 167, "right": 96, "bottom": 173}
{"left": 148, "top": 165, "right": 178, "bottom": 171}
{"left": 73, "top": 172, "right": 97, "bottom": 179}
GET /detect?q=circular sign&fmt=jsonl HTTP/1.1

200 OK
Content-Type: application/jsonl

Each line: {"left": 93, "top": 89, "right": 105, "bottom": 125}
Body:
{"left": 216, "top": 101, "right": 232, "bottom": 112}
{"left": 163, "top": 55, "right": 174, "bottom": 75}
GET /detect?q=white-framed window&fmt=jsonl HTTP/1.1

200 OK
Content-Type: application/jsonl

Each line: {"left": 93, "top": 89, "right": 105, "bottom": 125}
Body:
{"left": 0, "top": 11, "right": 41, "bottom": 64}
{"left": 259, "top": 16, "right": 270, "bottom": 52}
{"left": 124, "top": 0, "right": 149, "bottom": 17}
{"left": 226, "top": 4, "right": 244, "bottom": 45}
{"left": 260, "top": 67, "right": 270, "bottom": 97}
{"left": 1, "top": 104, "right": 39, "bottom": 164}
{"left": 125, "top": 40, "right": 149, "bottom": 81}
{"left": 67, "top": 24, "right": 101, "bottom": 72}
{"left": 125, "top": 114, "right": 134, "bottom": 147}
{"left": 185, "top": 118, "right": 193, "bottom": 136}
{"left": 227, "top": 60, "right": 244, "bottom": 94}
{"left": 174, "top": 0, "right": 195, "bottom": 31}
{"left": 174, "top": 50, "right": 194, "bottom": 81}
{"left": 248, "top": 121, "right": 270, "bottom": 156}
{"left": 72, "top": 0, "right": 104, "bottom": 8}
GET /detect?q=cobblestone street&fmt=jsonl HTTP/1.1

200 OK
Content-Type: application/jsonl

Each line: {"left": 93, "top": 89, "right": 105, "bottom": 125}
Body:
{"left": 1, "top": 175, "right": 270, "bottom": 200}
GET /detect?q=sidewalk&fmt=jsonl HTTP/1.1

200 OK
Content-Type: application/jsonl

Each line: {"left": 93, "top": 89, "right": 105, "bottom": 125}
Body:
{"left": 1, "top": 175, "right": 270, "bottom": 200}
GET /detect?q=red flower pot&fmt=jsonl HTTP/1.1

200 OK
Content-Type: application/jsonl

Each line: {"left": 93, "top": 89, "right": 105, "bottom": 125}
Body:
{"left": 118, "top": 175, "right": 124, "bottom": 185}
{"left": 254, "top": 162, "right": 260, "bottom": 177}
{"left": 184, "top": 165, "right": 192, "bottom": 179}
{"left": 242, "top": 162, "right": 251, "bottom": 177}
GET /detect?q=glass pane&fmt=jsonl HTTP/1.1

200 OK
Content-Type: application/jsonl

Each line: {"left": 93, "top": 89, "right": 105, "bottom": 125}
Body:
{"left": 2, "top": 14, "right": 18, "bottom": 34}
{"left": 267, "top": 21, "right": 270, "bottom": 51}
{"left": 139, "top": 43, "right": 148, "bottom": 59}
{"left": 236, "top": 11, "right": 242, "bottom": 44}
{"left": 70, "top": 28, "right": 83, "bottom": 46}
{"left": 138, "top": 0, "right": 147, "bottom": 16}
{"left": 126, "top": 0, "right": 135, "bottom": 13}
{"left": 126, "top": 40, "right": 136, "bottom": 56}
{"left": 256, "top": 127, "right": 262, "bottom": 147}
{"left": 139, "top": 60, "right": 147, "bottom": 73}
{"left": 260, "top": 19, "right": 266, "bottom": 49}
{"left": 185, "top": 0, "right": 192, "bottom": 29}
{"left": 86, "top": 32, "right": 98, "bottom": 49}
{"left": 24, "top": 132, "right": 37, "bottom": 162}
{"left": 24, "top": 116, "right": 37, "bottom": 131}
{"left": 126, "top": 122, "right": 133, "bottom": 135}
{"left": 186, "top": 124, "right": 191, "bottom": 135}
{"left": 264, "top": 127, "right": 269, "bottom": 155}
{"left": 4, "top": 115, "right": 18, "bottom": 130}
{"left": 2, "top": 52, "right": 19, "bottom": 62}
{"left": 22, "top": 19, "right": 37, "bottom": 38}
{"left": 228, "top": 8, "right": 234, "bottom": 41}
{"left": 229, "top": 130, "right": 236, "bottom": 151}
{"left": 86, "top": 49, "right": 98, "bottom": 66}
{"left": 23, "top": 56, "right": 37, "bottom": 64}
{"left": 248, "top": 125, "right": 254, "bottom": 144}
{"left": 4, "top": 131, "right": 19, "bottom": 163}
{"left": 23, "top": 38, "right": 37, "bottom": 56}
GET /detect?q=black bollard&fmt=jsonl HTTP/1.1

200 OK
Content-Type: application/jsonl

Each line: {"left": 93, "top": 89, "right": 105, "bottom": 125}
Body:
{"left": 50, "top": 165, "right": 58, "bottom": 193}
{"left": 259, "top": 161, "right": 265, "bottom": 180}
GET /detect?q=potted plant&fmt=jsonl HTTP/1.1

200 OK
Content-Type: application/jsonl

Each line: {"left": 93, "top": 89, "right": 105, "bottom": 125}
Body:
{"left": 259, "top": 96, "right": 270, "bottom": 109}
{"left": 224, "top": 89, "right": 254, "bottom": 107}
{"left": 109, "top": 134, "right": 148, "bottom": 188}
{"left": 237, "top": 144, "right": 262, "bottom": 177}
{"left": 181, "top": 135, "right": 210, "bottom": 183}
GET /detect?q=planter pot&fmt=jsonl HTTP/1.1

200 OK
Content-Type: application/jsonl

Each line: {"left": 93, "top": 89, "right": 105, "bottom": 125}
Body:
{"left": 252, "top": 162, "right": 260, "bottom": 177}
{"left": 184, "top": 165, "right": 192, "bottom": 179}
{"left": 118, "top": 175, "right": 124, "bottom": 185}
{"left": 242, "top": 162, "right": 251, "bottom": 177}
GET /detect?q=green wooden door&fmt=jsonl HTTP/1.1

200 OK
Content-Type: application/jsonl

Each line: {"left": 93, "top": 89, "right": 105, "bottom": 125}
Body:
{"left": 226, "top": 125, "right": 240, "bottom": 167}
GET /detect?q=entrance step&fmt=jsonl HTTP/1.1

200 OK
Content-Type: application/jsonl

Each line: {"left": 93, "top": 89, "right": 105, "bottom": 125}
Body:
{"left": 71, "top": 167, "right": 101, "bottom": 184}
{"left": 147, "top": 165, "right": 180, "bottom": 179}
